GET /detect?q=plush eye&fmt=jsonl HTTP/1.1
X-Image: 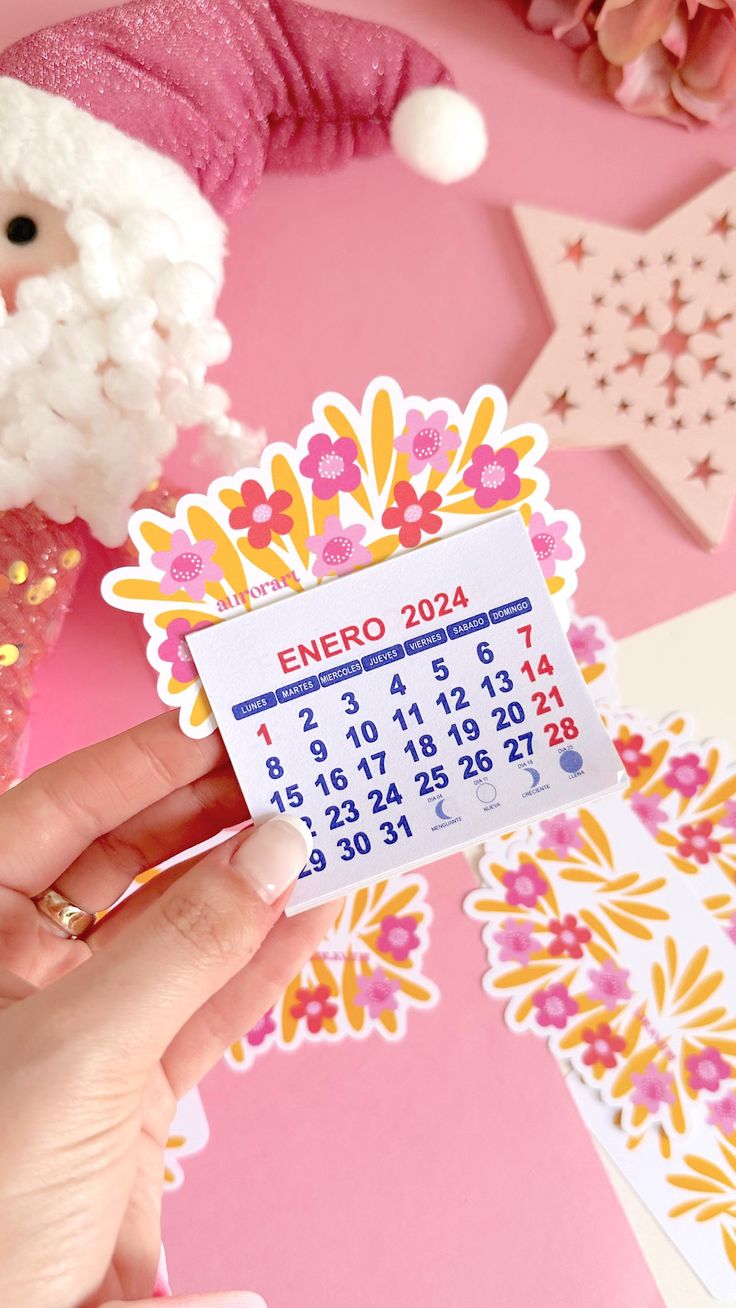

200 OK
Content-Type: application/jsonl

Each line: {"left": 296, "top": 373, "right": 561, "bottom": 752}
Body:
{"left": 5, "top": 215, "right": 38, "bottom": 245}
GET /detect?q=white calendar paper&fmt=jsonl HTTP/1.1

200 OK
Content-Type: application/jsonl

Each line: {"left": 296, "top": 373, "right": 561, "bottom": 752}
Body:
{"left": 188, "top": 513, "right": 625, "bottom": 913}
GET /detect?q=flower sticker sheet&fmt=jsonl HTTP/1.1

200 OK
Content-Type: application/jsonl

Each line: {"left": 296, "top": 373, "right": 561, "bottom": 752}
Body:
{"left": 464, "top": 680, "right": 736, "bottom": 1296}
{"left": 163, "top": 1089, "right": 210, "bottom": 1191}
{"left": 227, "top": 873, "right": 438, "bottom": 1069}
{"left": 103, "top": 377, "right": 583, "bottom": 738}
{"left": 466, "top": 797, "right": 736, "bottom": 1140}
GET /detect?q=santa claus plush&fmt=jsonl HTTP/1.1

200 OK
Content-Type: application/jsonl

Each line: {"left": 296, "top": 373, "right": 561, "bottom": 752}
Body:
{"left": 0, "top": 0, "right": 486, "bottom": 787}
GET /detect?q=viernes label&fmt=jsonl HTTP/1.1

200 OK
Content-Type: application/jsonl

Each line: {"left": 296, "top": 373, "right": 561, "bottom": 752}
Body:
{"left": 188, "top": 513, "right": 624, "bottom": 913}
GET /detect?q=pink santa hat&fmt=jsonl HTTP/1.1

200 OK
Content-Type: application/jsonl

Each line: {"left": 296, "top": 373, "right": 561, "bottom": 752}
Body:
{"left": 0, "top": 0, "right": 487, "bottom": 285}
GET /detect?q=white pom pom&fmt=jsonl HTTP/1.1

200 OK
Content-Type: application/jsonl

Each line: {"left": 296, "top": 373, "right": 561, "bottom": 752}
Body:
{"left": 390, "top": 86, "right": 487, "bottom": 184}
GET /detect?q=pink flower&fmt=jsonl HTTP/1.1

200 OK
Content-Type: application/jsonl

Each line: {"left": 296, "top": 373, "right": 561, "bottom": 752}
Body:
{"left": 299, "top": 432, "right": 361, "bottom": 500}
{"left": 587, "top": 960, "right": 632, "bottom": 1012}
{"left": 375, "top": 914, "right": 420, "bottom": 962}
{"left": 568, "top": 621, "right": 605, "bottom": 666}
{"left": 707, "top": 1093, "right": 736, "bottom": 1136}
{"left": 582, "top": 1022, "right": 626, "bottom": 1069}
{"left": 158, "top": 616, "right": 211, "bottom": 684}
{"left": 664, "top": 752, "right": 710, "bottom": 798}
{"left": 686, "top": 1046, "right": 732, "bottom": 1093}
{"left": 631, "top": 1064, "right": 676, "bottom": 1115}
{"left": 533, "top": 982, "right": 579, "bottom": 1030}
{"left": 527, "top": 2, "right": 736, "bottom": 129}
{"left": 463, "top": 445, "right": 521, "bottom": 509}
{"left": 493, "top": 916, "right": 536, "bottom": 965}
{"left": 502, "top": 862, "right": 548, "bottom": 908}
{"left": 245, "top": 1007, "right": 276, "bottom": 1048}
{"left": 228, "top": 480, "right": 293, "bottom": 548}
{"left": 306, "top": 516, "right": 372, "bottom": 577}
{"left": 727, "top": 911, "right": 736, "bottom": 946}
{"left": 677, "top": 820, "right": 721, "bottom": 865}
{"left": 539, "top": 813, "right": 583, "bottom": 856}
{"left": 630, "top": 791, "right": 669, "bottom": 835}
{"left": 527, "top": 511, "right": 573, "bottom": 579}
{"left": 290, "top": 984, "right": 338, "bottom": 1033}
{"left": 721, "top": 799, "right": 736, "bottom": 833}
{"left": 151, "top": 529, "right": 223, "bottom": 601}
{"left": 381, "top": 482, "right": 442, "bottom": 548}
{"left": 614, "top": 732, "right": 652, "bottom": 779}
{"left": 354, "top": 968, "right": 401, "bottom": 1018}
{"left": 394, "top": 408, "right": 460, "bottom": 475}
{"left": 547, "top": 913, "right": 592, "bottom": 959}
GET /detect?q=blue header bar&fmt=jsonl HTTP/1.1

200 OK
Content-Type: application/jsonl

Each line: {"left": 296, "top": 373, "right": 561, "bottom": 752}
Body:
{"left": 489, "top": 597, "right": 532, "bottom": 624}
{"left": 232, "top": 691, "right": 277, "bottom": 720}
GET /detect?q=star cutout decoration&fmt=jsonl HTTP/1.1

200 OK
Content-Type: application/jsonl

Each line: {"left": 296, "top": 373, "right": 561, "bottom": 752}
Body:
{"left": 509, "top": 172, "right": 736, "bottom": 548}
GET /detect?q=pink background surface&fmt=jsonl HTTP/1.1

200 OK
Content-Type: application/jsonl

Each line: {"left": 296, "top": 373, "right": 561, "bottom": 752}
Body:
{"left": 5, "top": 0, "right": 736, "bottom": 1302}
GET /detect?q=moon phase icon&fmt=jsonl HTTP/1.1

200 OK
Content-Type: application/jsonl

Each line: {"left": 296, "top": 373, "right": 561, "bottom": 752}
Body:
{"left": 434, "top": 798, "right": 453, "bottom": 821}
{"left": 523, "top": 765, "right": 541, "bottom": 788}
{"left": 474, "top": 780, "right": 497, "bottom": 805}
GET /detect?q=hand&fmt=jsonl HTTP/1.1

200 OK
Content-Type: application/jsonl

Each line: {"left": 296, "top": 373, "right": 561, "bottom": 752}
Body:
{"left": 0, "top": 712, "right": 338, "bottom": 1308}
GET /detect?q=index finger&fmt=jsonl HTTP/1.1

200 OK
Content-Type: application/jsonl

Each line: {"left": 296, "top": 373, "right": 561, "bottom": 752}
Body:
{"left": 0, "top": 711, "right": 226, "bottom": 895}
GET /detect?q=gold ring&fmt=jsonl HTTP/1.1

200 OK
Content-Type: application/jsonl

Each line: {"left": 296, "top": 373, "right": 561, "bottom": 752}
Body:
{"left": 33, "top": 887, "right": 96, "bottom": 939}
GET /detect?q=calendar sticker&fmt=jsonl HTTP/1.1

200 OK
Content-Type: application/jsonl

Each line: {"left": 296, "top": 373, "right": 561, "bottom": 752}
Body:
{"left": 188, "top": 513, "right": 625, "bottom": 913}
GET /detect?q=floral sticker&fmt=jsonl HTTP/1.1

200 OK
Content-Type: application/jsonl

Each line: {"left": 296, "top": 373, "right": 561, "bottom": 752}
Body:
{"left": 227, "top": 875, "right": 438, "bottom": 1071}
{"left": 103, "top": 379, "right": 581, "bottom": 739}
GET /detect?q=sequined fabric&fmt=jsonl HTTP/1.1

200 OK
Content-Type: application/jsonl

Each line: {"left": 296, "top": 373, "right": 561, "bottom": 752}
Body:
{"left": 0, "top": 507, "right": 85, "bottom": 789}
{"left": 0, "top": 0, "right": 449, "bottom": 214}
{"left": 0, "top": 483, "right": 183, "bottom": 789}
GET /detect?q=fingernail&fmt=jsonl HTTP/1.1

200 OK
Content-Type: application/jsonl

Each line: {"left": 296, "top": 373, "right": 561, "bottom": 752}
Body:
{"left": 231, "top": 814, "right": 312, "bottom": 904}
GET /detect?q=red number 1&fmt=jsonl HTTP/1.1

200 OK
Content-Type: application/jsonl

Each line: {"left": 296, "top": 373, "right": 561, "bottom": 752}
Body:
{"left": 257, "top": 722, "right": 272, "bottom": 746}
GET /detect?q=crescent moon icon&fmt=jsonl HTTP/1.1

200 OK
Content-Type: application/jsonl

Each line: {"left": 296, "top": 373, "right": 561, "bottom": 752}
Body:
{"left": 523, "top": 766, "right": 541, "bottom": 788}
{"left": 434, "top": 799, "right": 452, "bottom": 821}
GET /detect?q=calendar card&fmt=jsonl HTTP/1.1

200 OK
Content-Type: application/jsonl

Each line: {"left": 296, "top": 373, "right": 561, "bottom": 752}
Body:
{"left": 188, "top": 512, "right": 625, "bottom": 913}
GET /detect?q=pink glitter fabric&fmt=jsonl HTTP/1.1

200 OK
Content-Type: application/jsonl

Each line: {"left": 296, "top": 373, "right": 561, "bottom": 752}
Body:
{"left": 0, "top": 0, "right": 450, "bottom": 215}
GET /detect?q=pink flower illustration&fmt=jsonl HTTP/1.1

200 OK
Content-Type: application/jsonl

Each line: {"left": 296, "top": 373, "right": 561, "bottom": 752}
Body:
{"left": 290, "top": 983, "right": 338, "bottom": 1034}
{"left": 245, "top": 1008, "right": 276, "bottom": 1048}
{"left": 547, "top": 913, "right": 592, "bottom": 960}
{"left": 582, "top": 1022, "right": 626, "bottom": 1070}
{"left": 686, "top": 1046, "right": 732, "bottom": 1094}
{"left": 587, "top": 960, "right": 632, "bottom": 1012}
{"left": 299, "top": 432, "right": 361, "bottom": 500}
{"left": 228, "top": 481, "right": 293, "bottom": 548}
{"left": 722, "top": 799, "right": 736, "bottom": 833}
{"left": 158, "top": 616, "right": 211, "bottom": 684}
{"left": 707, "top": 1093, "right": 736, "bottom": 1137}
{"left": 533, "top": 982, "right": 579, "bottom": 1030}
{"left": 394, "top": 408, "right": 460, "bottom": 475}
{"left": 727, "top": 911, "right": 736, "bottom": 947}
{"left": 354, "top": 968, "right": 400, "bottom": 1019}
{"left": 306, "top": 516, "right": 372, "bottom": 577}
{"left": 539, "top": 814, "right": 583, "bottom": 856}
{"left": 614, "top": 732, "right": 652, "bottom": 779}
{"left": 375, "top": 914, "right": 420, "bottom": 962}
{"left": 677, "top": 820, "right": 721, "bottom": 866}
{"left": 151, "top": 529, "right": 223, "bottom": 601}
{"left": 527, "top": 511, "right": 573, "bottom": 579}
{"left": 568, "top": 621, "right": 605, "bottom": 667}
{"left": 502, "top": 862, "right": 548, "bottom": 908}
{"left": 463, "top": 445, "right": 520, "bottom": 509}
{"left": 493, "top": 917, "right": 536, "bottom": 966}
{"left": 664, "top": 752, "right": 710, "bottom": 799}
{"left": 381, "top": 482, "right": 442, "bottom": 548}
{"left": 630, "top": 791, "right": 668, "bottom": 835}
{"left": 630, "top": 1064, "right": 675, "bottom": 1115}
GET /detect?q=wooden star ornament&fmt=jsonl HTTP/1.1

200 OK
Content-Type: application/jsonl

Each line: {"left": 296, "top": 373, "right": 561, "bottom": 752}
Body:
{"left": 509, "top": 172, "right": 736, "bottom": 548}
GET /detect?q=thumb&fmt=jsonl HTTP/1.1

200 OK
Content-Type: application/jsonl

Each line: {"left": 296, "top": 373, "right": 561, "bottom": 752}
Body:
{"left": 39, "top": 815, "right": 311, "bottom": 1069}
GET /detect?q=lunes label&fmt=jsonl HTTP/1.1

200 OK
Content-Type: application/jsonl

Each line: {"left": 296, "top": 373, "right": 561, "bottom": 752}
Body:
{"left": 188, "top": 514, "right": 625, "bottom": 913}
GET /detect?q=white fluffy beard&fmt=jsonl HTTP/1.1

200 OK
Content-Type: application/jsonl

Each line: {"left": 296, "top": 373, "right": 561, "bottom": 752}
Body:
{"left": 0, "top": 207, "right": 264, "bottom": 547}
